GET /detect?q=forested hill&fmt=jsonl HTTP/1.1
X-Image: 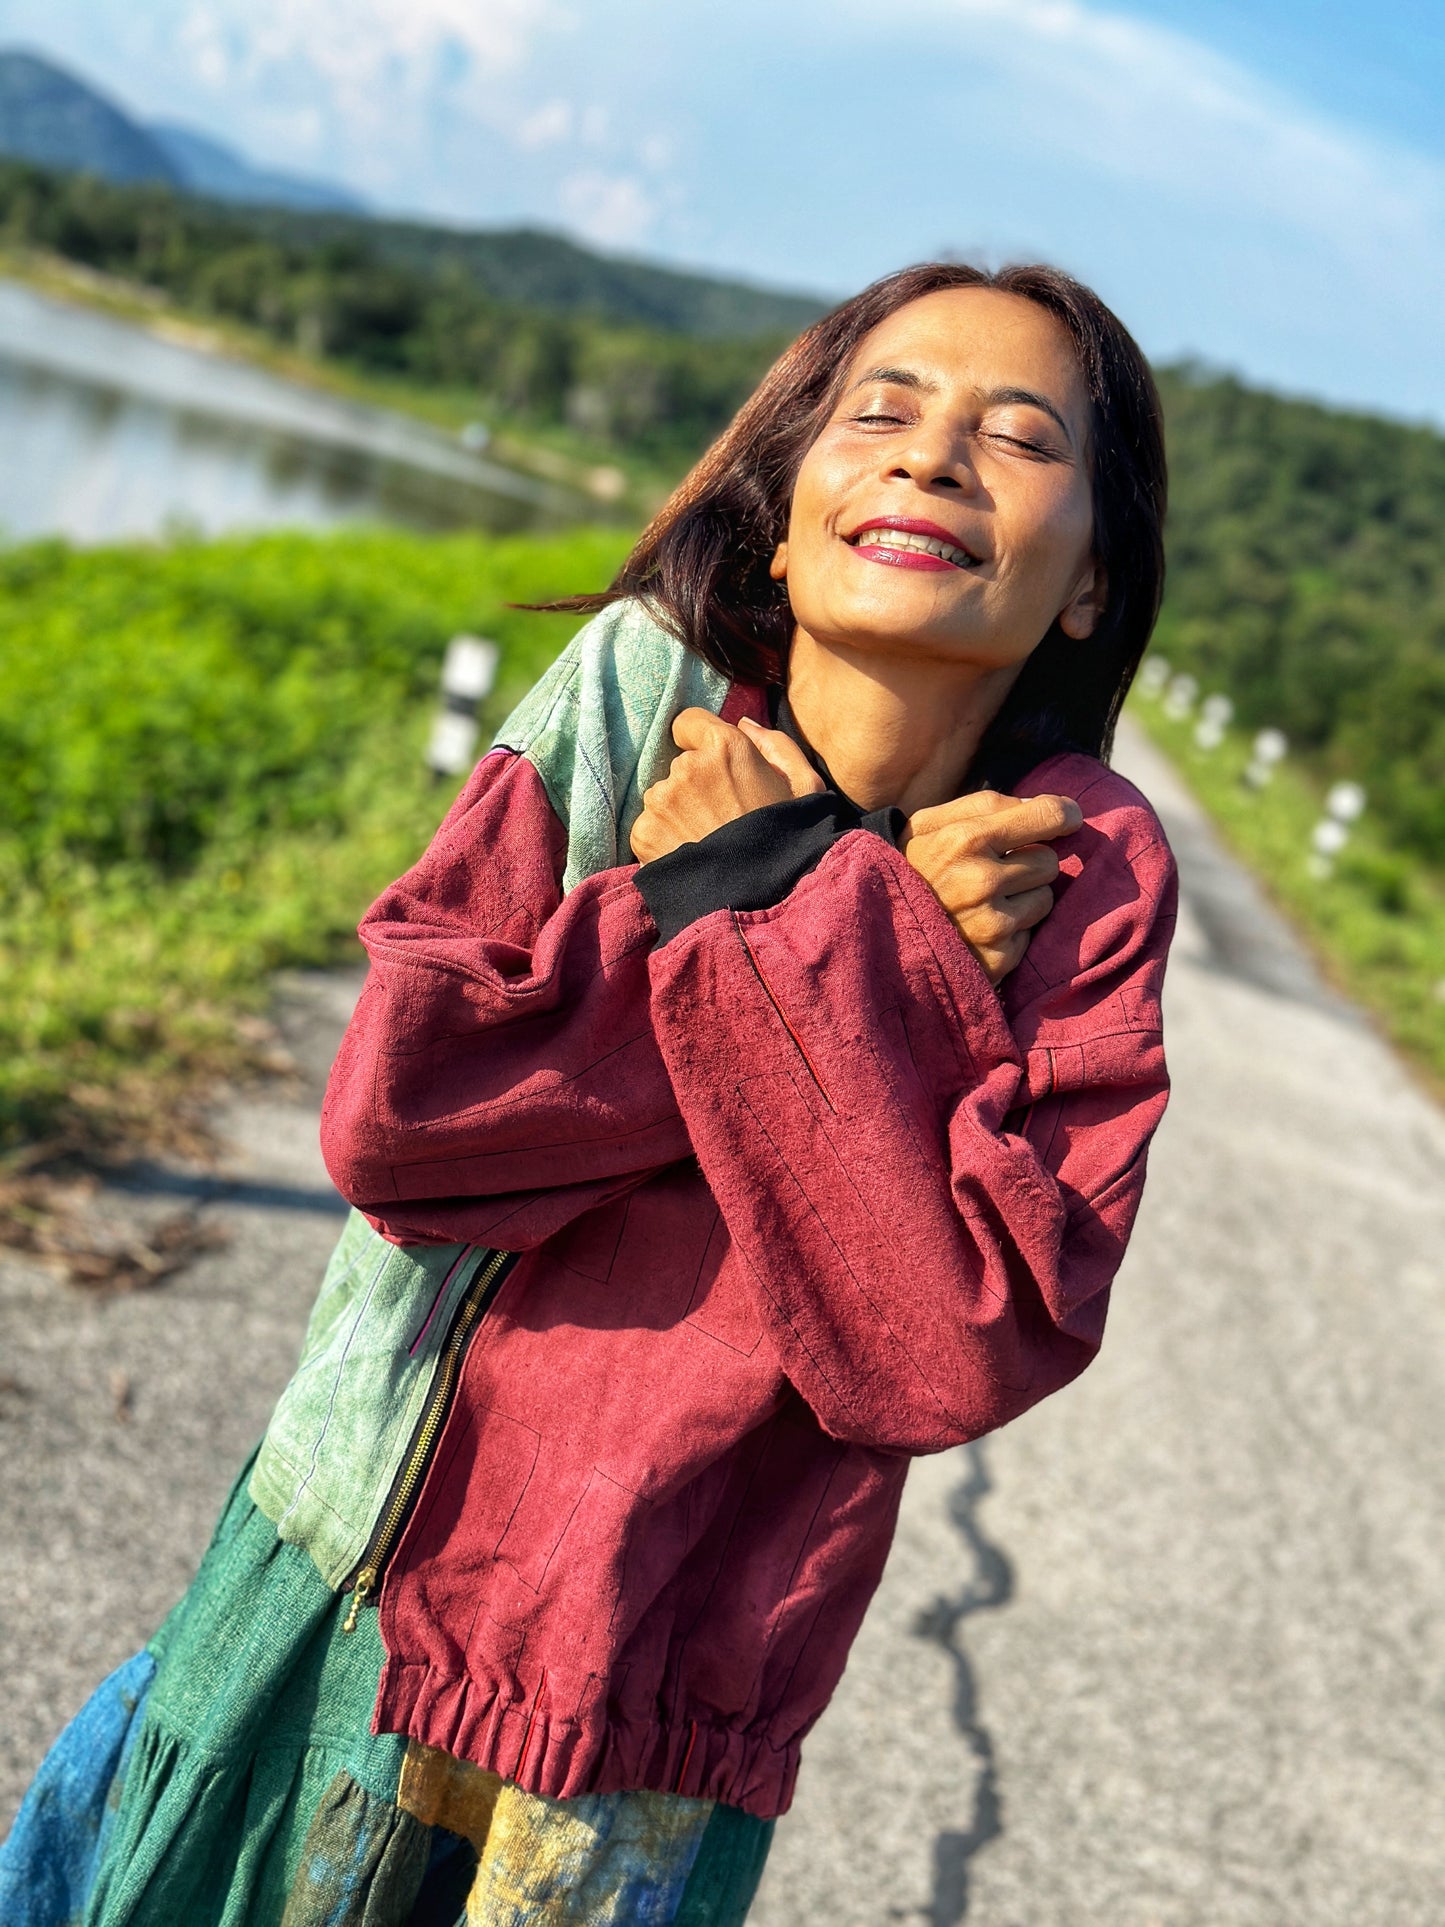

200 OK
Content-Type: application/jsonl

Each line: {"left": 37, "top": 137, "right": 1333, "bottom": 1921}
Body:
{"left": 0, "top": 159, "right": 820, "bottom": 462}
{"left": 0, "top": 66, "right": 823, "bottom": 338}
{"left": 313, "top": 217, "right": 824, "bottom": 340}
{"left": 1154, "top": 368, "right": 1444, "bottom": 869}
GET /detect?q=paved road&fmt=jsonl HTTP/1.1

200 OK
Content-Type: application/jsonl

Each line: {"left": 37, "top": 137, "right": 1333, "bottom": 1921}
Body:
{"left": 4, "top": 723, "right": 1443, "bottom": 1924}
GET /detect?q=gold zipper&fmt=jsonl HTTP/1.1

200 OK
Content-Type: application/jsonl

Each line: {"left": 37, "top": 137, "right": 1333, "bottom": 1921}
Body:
{"left": 342, "top": 1246, "right": 513, "bottom": 1634}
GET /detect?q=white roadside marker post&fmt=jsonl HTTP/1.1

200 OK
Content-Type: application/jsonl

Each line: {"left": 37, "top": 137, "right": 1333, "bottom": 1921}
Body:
{"left": 1163, "top": 672, "right": 1199, "bottom": 722}
{"left": 1194, "top": 692, "right": 1234, "bottom": 752}
{"left": 1244, "top": 727, "right": 1289, "bottom": 790}
{"left": 426, "top": 635, "right": 500, "bottom": 781}
{"left": 1306, "top": 780, "right": 1366, "bottom": 880}
{"left": 1137, "top": 657, "right": 1170, "bottom": 700}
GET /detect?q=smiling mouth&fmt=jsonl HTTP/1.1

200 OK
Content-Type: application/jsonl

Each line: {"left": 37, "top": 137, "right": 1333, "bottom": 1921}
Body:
{"left": 846, "top": 521, "right": 979, "bottom": 569}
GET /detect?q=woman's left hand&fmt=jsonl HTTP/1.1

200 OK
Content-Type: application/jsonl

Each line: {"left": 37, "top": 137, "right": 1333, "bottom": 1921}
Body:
{"left": 630, "top": 709, "right": 824, "bottom": 863}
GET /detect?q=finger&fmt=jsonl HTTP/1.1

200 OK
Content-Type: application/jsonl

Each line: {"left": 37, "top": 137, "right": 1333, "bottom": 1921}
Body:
{"left": 993, "top": 842, "right": 1062, "bottom": 892}
{"left": 991, "top": 928, "right": 1032, "bottom": 983}
{"left": 737, "top": 718, "right": 825, "bottom": 794}
{"left": 907, "top": 790, "right": 1080, "bottom": 847}
{"left": 908, "top": 790, "right": 1011, "bottom": 836}
{"left": 998, "top": 883, "right": 1056, "bottom": 932}
{"left": 1003, "top": 793, "right": 1082, "bottom": 846}
{"left": 972, "top": 793, "right": 1082, "bottom": 856}
{"left": 671, "top": 707, "right": 736, "bottom": 753}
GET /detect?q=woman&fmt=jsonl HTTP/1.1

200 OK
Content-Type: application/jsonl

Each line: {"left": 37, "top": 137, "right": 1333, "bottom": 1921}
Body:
{"left": 3, "top": 261, "right": 1175, "bottom": 1926}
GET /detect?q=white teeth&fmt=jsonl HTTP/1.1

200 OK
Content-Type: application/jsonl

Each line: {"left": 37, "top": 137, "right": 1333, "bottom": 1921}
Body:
{"left": 856, "top": 527, "right": 972, "bottom": 567}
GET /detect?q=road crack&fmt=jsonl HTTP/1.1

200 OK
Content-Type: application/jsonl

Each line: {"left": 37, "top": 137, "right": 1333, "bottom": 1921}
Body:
{"left": 910, "top": 1442, "right": 1014, "bottom": 1926}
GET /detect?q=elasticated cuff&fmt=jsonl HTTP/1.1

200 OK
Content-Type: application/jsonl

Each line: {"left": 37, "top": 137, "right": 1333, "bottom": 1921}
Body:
{"left": 636, "top": 793, "right": 905, "bottom": 944}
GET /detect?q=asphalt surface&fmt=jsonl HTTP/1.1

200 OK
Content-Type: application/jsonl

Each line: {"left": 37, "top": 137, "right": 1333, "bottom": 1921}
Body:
{"left": 3, "top": 722, "right": 1443, "bottom": 1924}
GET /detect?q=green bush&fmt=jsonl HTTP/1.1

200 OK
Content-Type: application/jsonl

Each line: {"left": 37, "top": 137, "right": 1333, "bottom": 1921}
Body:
{"left": 0, "top": 523, "right": 631, "bottom": 1147}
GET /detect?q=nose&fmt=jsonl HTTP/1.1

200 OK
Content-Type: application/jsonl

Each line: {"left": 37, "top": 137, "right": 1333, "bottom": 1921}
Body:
{"left": 885, "top": 420, "right": 979, "bottom": 494}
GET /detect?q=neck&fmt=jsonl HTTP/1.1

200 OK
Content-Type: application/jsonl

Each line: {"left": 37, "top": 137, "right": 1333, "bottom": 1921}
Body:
{"left": 784, "top": 627, "right": 1020, "bottom": 814}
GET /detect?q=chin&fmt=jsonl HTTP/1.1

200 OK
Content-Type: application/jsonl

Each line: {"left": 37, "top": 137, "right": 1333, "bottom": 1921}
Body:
{"left": 814, "top": 598, "right": 988, "bottom": 662}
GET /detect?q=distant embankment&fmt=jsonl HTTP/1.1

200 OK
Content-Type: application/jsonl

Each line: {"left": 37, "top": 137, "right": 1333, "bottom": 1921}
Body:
{"left": 0, "top": 158, "right": 818, "bottom": 472}
{"left": 0, "top": 276, "right": 592, "bottom": 543}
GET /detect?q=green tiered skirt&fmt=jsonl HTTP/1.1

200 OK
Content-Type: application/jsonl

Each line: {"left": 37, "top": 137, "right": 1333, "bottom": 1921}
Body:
{"left": 0, "top": 1465, "right": 773, "bottom": 1926}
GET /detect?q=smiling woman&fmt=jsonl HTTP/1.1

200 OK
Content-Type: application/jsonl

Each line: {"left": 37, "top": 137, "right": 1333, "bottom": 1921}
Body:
{"left": 554, "top": 262, "right": 1165, "bottom": 785}
{"left": 3, "top": 264, "right": 1177, "bottom": 1927}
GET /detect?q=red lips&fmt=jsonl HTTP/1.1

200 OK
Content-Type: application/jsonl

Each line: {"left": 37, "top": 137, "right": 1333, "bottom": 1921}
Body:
{"left": 848, "top": 516, "right": 974, "bottom": 552}
{"left": 847, "top": 516, "right": 978, "bottom": 572}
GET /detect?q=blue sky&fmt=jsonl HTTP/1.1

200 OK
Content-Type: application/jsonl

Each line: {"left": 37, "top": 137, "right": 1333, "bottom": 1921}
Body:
{"left": 1, "top": 0, "right": 1441, "bottom": 423}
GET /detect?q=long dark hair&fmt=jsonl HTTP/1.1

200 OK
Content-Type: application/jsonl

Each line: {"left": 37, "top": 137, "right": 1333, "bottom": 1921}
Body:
{"left": 543, "top": 262, "right": 1167, "bottom": 775}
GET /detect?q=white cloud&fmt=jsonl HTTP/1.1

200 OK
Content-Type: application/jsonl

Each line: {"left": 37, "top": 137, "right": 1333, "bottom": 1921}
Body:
{"left": 896, "top": 0, "right": 1445, "bottom": 272}
{"left": 168, "top": 0, "right": 569, "bottom": 167}
{"left": 193, "top": 0, "right": 561, "bottom": 83}
{"left": 517, "top": 99, "right": 573, "bottom": 151}
{"left": 558, "top": 168, "right": 659, "bottom": 248}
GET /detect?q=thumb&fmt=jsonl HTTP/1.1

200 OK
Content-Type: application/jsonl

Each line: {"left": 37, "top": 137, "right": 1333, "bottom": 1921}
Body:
{"left": 738, "top": 717, "right": 825, "bottom": 795}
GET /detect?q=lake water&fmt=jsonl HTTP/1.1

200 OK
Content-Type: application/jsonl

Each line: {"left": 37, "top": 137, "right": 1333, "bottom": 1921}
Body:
{"left": 0, "top": 279, "right": 583, "bottom": 544}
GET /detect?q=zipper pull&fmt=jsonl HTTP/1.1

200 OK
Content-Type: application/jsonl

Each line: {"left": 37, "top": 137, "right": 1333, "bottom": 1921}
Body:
{"left": 342, "top": 1566, "right": 377, "bottom": 1635}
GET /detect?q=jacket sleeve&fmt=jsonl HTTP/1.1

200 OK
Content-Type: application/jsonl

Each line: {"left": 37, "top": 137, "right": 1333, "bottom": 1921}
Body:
{"left": 321, "top": 746, "right": 694, "bottom": 1248}
{"left": 645, "top": 763, "right": 1178, "bottom": 1453}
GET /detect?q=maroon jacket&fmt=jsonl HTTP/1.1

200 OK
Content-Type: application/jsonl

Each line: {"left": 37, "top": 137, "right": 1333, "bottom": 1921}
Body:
{"left": 321, "top": 674, "right": 1177, "bottom": 1820}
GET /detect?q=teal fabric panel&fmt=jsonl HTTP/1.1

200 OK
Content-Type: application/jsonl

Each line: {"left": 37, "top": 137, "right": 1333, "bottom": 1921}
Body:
{"left": 490, "top": 600, "right": 730, "bottom": 894}
{"left": 85, "top": 1485, "right": 404, "bottom": 1927}
{"left": 674, "top": 1804, "right": 775, "bottom": 1927}
{"left": 248, "top": 1211, "right": 486, "bottom": 1590}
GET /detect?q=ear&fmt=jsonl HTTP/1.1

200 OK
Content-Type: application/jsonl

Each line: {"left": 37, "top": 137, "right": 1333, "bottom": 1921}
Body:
{"left": 1058, "top": 558, "right": 1107, "bottom": 640}
{"left": 768, "top": 540, "right": 789, "bottom": 583}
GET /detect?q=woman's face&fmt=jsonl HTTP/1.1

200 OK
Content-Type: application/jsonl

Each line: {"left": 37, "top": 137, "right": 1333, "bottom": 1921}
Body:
{"left": 774, "top": 287, "right": 1103, "bottom": 673}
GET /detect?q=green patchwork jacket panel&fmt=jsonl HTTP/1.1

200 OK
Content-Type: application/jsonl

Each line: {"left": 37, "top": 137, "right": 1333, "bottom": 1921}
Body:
{"left": 249, "top": 1211, "right": 491, "bottom": 1591}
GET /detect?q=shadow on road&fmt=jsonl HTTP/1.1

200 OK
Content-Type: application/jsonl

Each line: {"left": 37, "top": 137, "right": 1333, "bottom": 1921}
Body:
{"left": 911, "top": 1443, "right": 1015, "bottom": 1925}
{"left": 113, "top": 1164, "right": 349, "bottom": 1216}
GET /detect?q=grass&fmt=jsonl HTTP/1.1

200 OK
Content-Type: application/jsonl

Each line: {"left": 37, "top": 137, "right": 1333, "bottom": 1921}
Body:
{"left": 1128, "top": 691, "right": 1445, "bottom": 1088}
{"left": 0, "top": 522, "right": 632, "bottom": 1151}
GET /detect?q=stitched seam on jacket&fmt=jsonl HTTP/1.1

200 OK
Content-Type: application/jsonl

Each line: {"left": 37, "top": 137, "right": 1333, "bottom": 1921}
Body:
{"left": 730, "top": 914, "right": 836, "bottom": 1113}
{"left": 364, "top": 889, "right": 655, "bottom": 994}
{"left": 255, "top": 1439, "right": 359, "bottom": 1532}
{"left": 737, "top": 1081, "right": 958, "bottom": 1433}
{"left": 274, "top": 1243, "right": 394, "bottom": 1536}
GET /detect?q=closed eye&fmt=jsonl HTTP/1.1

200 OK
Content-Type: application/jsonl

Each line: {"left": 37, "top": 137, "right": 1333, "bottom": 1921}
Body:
{"left": 986, "top": 431, "right": 1056, "bottom": 456}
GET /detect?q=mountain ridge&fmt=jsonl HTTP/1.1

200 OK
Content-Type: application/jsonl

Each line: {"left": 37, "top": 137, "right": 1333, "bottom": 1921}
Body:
{"left": 0, "top": 47, "right": 827, "bottom": 340}
{"left": 0, "top": 49, "right": 364, "bottom": 215}
{"left": 0, "top": 49, "right": 179, "bottom": 189}
{"left": 147, "top": 122, "right": 367, "bottom": 217}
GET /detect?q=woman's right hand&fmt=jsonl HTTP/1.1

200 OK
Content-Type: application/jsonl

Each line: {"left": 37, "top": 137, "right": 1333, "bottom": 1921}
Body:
{"left": 901, "top": 790, "right": 1083, "bottom": 985}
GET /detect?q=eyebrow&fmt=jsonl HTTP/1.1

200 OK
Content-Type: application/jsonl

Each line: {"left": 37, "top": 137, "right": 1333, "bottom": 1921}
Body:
{"left": 849, "top": 368, "right": 1074, "bottom": 444}
{"left": 851, "top": 364, "right": 938, "bottom": 395}
{"left": 980, "top": 384, "right": 1073, "bottom": 443}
